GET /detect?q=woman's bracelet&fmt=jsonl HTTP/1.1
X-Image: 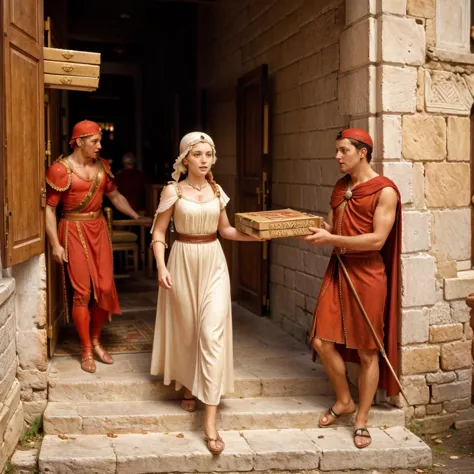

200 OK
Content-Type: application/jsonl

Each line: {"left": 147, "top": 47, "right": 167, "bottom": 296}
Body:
{"left": 150, "top": 239, "right": 168, "bottom": 249}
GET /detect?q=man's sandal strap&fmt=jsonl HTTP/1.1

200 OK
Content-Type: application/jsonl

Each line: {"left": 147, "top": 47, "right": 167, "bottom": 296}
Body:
{"left": 328, "top": 407, "right": 341, "bottom": 418}
{"left": 354, "top": 428, "right": 371, "bottom": 438}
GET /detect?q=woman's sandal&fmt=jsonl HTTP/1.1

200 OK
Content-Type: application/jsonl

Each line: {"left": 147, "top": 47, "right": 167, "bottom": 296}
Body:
{"left": 81, "top": 351, "right": 96, "bottom": 373}
{"left": 92, "top": 342, "right": 114, "bottom": 365}
{"left": 180, "top": 396, "right": 197, "bottom": 413}
{"left": 353, "top": 427, "right": 372, "bottom": 449}
{"left": 318, "top": 406, "right": 355, "bottom": 427}
{"left": 204, "top": 433, "right": 225, "bottom": 455}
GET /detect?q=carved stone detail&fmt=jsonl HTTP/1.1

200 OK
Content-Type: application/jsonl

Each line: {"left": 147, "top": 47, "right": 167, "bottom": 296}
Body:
{"left": 425, "top": 70, "right": 473, "bottom": 115}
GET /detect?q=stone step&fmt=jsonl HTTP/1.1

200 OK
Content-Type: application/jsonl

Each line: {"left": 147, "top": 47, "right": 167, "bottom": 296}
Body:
{"left": 38, "top": 427, "right": 431, "bottom": 473}
{"left": 48, "top": 352, "right": 335, "bottom": 402}
{"left": 43, "top": 395, "right": 405, "bottom": 435}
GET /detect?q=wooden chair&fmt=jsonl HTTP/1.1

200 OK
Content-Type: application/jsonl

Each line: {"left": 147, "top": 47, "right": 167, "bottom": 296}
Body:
{"left": 104, "top": 207, "right": 139, "bottom": 272}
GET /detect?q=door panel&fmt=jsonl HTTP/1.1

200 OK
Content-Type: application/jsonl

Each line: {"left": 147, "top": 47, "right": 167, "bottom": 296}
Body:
{"left": 236, "top": 65, "right": 270, "bottom": 316}
{"left": 1, "top": 0, "right": 45, "bottom": 267}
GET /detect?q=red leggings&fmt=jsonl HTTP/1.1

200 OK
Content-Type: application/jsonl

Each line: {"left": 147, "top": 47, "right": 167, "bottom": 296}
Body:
{"left": 72, "top": 300, "right": 108, "bottom": 355}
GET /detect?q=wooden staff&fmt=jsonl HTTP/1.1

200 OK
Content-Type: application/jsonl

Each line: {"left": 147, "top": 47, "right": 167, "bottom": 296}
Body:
{"left": 335, "top": 252, "right": 410, "bottom": 405}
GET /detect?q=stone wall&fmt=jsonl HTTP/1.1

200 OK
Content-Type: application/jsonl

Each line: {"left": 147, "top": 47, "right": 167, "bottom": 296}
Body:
{"left": 198, "top": 0, "right": 473, "bottom": 432}
{"left": 11, "top": 255, "right": 48, "bottom": 427}
{"left": 0, "top": 275, "right": 24, "bottom": 472}
{"left": 198, "top": 0, "right": 347, "bottom": 337}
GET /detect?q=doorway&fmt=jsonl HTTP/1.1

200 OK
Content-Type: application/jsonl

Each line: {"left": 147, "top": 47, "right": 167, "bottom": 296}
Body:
{"left": 44, "top": 0, "right": 271, "bottom": 357}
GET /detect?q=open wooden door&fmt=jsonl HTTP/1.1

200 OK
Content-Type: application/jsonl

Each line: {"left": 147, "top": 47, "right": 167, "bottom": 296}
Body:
{"left": 0, "top": 0, "right": 45, "bottom": 267}
{"left": 236, "top": 65, "right": 270, "bottom": 316}
{"left": 45, "top": 17, "right": 66, "bottom": 357}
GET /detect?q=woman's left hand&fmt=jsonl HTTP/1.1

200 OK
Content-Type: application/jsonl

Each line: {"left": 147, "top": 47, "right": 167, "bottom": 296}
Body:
{"left": 302, "top": 227, "right": 333, "bottom": 246}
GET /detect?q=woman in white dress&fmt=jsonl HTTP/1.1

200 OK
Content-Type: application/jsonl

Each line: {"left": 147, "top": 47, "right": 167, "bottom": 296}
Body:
{"left": 150, "top": 132, "right": 260, "bottom": 455}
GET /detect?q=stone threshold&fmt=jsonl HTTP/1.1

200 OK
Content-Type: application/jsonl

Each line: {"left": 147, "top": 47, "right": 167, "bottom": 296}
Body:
{"left": 39, "top": 427, "right": 431, "bottom": 473}
{"left": 43, "top": 395, "right": 404, "bottom": 435}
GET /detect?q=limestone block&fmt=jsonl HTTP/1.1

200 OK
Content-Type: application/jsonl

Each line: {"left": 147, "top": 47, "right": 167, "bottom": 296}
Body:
{"left": 0, "top": 341, "right": 16, "bottom": 382}
{"left": 426, "top": 403, "right": 442, "bottom": 415}
{"left": 425, "top": 70, "right": 472, "bottom": 116}
{"left": 270, "top": 265, "right": 284, "bottom": 286}
{"left": 283, "top": 268, "right": 296, "bottom": 290}
{"left": 11, "top": 448, "right": 38, "bottom": 473}
{"left": 301, "top": 73, "right": 337, "bottom": 107}
{"left": 320, "top": 159, "right": 343, "bottom": 186}
{"left": 0, "top": 404, "right": 23, "bottom": 471}
{"left": 428, "top": 301, "right": 451, "bottom": 325}
{"left": 345, "top": 0, "right": 375, "bottom": 25}
{"left": 436, "top": 0, "right": 471, "bottom": 53}
{"left": 440, "top": 340, "right": 472, "bottom": 370}
{"left": 412, "top": 162, "right": 425, "bottom": 208}
{"left": 304, "top": 252, "right": 330, "bottom": 279}
{"left": 378, "top": 0, "right": 407, "bottom": 15}
{"left": 339, "top": 66, "right": 375, "bottom": 116}
{"left": 402, "top": 114, "right": 446, "bottom": 161}
{"left": 378, "top": 65, "right": 417, "bottom": 113}
{"left": 443, "top": 397, "right": 472, "bottom": 412}
{"left": 416, "top": 413, "right": 457, "bottom": 434}
{"left": 416, "top": 67, "right": 425, "bottom": 112}
{"left": 298, "top": 52, "right": 321, "bottom": 85}
{"left": 431, "top": 380, "right": 471, "bottom": 402}
{"left": 380, "top": 15, "right": 425, "bottom": 65}
{"left": 0, "top": 278, "right": 15, "bottom": 307}
{"left": 414, "top": 405, "right": 426, "bottom": 418}
{"left": 401, "top": 255, "right": 436, "bottom": 307}
{"left": 447, "top": 116, "right": 470, "bottom": 162}
{"left": 429, "top": 324, "right": 464, "bottom": 343}
{"left": 382, "top": 162, "right": 412, "bottom": 204}
{"left": 0, "top": 314, "right": 14, "bottom": 354}
{"left": 426, "top": 18, "right": 436, "bottom": 47}
{"left": 457, "top": 368, "right": 473, "bottom": 381}
{"left": 17, "top": 330, "right": 47, "bottom": 371}
{"left": 340, "top": 18, "right": 375, "bottom": 72}
{"left": 426, "top": 164, "right": 470, "bottom": 208}
{"left": 23, "top": 400, "right": 48, "bottom": 425}
{"left": 242, "top": 429, "right": 321, "bottom": 470}
{"left": 431, "top": 209, "right": 470, "bottom": 264}
{"left": 407, "top": 0, "right": 435, "bottom": 17}
{"left": 450, "top": 299, "right": 471, "bottom": 323}
{"left": 457, "top": 260, "right": 472, "bottom": 271}
{"left": 426, "top": 371, "right": 456, "bottom": 384}
{"left": 400, "top": 345, "right": 440, "bottom": 375}
{"left": 400, "top": 309, "right": 429, "bottom": 345}
{"left": 444, "top": 271, "right": 474, "bottom": 300}
{"left": 437, "top": 261, "right": 457, "bottom": 279}
{"left": 321, "top": 43, "right": 339, "bottom": 75}
{"left": 301, "top": 185, "right": 317, "bottom": 211}
{"left": 376, "top": 115, "right": 402, "bottom": 161}
{"left": 295, "top": 271, "right": 319, "bottom": 298}
{"left": 400, "top": 375, "right": 430, "bottom": 405}
{"left": 402, "top": 210, "right": 430, "bottom": 253}
{"left": 275, "top": 63, "right": 299, "bottom": 91}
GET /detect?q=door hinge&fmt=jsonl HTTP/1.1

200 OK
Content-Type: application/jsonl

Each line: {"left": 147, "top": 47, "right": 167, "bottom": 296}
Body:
{"left": 40, "top": 187, "right": 47, "bottom": 208}
{"left": 4, "top": 203, "right": 10, "bottom": 248}
{"left": 47, "top": 325, "right": 53, "bottom": 339}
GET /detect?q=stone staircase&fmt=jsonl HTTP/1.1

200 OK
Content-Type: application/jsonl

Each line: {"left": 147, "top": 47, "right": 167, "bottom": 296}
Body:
{"left": 38, "top": 305, "right": 431, "bottom": 473}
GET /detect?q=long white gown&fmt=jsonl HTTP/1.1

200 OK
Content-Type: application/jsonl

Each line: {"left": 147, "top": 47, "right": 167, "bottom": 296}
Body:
{"left": 150, "top": 183, "right": 234, "bottom": 405}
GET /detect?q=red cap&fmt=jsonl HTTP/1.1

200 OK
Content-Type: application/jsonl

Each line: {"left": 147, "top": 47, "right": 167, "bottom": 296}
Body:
{"left": 69, "top": 120, "right": 101, "bottom": 147}
{"left": 337, "top": 128, "right": 373, "bottom": 149}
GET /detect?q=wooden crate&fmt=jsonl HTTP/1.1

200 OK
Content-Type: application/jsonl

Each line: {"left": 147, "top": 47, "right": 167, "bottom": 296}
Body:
{"left": 43, "top": 47, "right": 101, "bottom": 65}
{"left": 44, "top": 74, "right": 99, "bottom": 92}
{"left": 44, "top": 60, "right": 99, "bottom": 78}
{"left": 235, "top": 209, "right": 323, "bottom": 239}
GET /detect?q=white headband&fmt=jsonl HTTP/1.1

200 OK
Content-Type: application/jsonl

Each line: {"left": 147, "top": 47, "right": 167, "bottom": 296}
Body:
{"left": 171, "top": 131, "right": 217, "bottom": 182}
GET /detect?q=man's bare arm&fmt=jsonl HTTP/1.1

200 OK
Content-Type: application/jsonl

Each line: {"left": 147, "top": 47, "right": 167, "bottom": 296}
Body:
{"left": 46, "top": 205, "right": 67, "bottom": 263}
{"left": 304, "top": 187, "right": 398, "bottom": 250}
{"left": 106, "top": 189, "right": 140, "bottom": 219}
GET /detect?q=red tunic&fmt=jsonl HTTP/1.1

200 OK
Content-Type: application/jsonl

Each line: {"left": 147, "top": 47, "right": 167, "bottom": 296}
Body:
{"left": 310, "top": 175, "right": 402, "bottom": 397}
{"left": 46, "top": 157, "right": 121, "bottom": 315}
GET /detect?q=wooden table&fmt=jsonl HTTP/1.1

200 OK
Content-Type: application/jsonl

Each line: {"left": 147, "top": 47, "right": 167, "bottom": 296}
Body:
{"left": 113, "top": 217, "right": 154, "bottom": 275}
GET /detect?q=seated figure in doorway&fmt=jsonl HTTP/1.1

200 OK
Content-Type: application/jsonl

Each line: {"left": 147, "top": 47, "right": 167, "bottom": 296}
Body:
{"left": 114, "top": 151, "right": 147, "bottom": 218}
{"left": 45, "top": 120, "right": 140, "bottom": 373}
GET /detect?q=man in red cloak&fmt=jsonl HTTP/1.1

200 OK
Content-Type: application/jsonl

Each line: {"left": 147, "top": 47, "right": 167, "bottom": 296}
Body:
{"left": 46, "top": 120, "right": 140, "bottom": 373}
{"left": 305, "top": 128, "right": 401, "bottom": 449}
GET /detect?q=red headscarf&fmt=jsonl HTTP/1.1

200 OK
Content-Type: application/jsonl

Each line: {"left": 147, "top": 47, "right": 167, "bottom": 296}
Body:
{"left": 69, "top": 120, "right": 101, "bottom": 147}
{"left": 337, "top": 128, "right": 373, "bottom": 149}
